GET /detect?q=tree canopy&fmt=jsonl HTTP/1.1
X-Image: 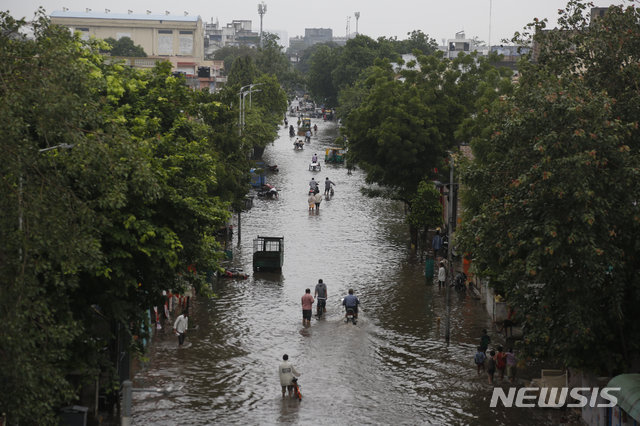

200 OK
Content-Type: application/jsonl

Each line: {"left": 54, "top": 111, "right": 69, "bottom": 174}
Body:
{"left": 103, "top": 36, "right": 147, "bottom": 57}
{"left": 0, "top": 12, "right": 248, "bottom": 423}
{"left": 457, "top": 0, "right": 640, "bottom": 373}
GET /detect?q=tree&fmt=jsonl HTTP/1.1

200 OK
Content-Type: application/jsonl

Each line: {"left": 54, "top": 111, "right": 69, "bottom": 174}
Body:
{"left": 0, "top": 12, "right": 246, "bottom": 422}
{"left": 103, "top": 36, "right": 147, "bottom": 57}
{"left": 344, "top": 51, "right": 512, "bottom": 245}
{"left": 306, "top": 44, "right": 340, "bottom": 105}
{"left": 457, "top": 1, "right": 640, "bottom": 373}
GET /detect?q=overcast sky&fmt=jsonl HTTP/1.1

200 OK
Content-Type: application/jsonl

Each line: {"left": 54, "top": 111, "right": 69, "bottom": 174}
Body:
{"left": 4, "top": 0, "right": 626, "bottom": 46}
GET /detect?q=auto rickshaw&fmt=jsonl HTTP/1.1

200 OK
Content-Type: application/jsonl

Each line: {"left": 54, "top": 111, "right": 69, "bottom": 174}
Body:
{"left": 297, "top": 116, "right": 311, "bottom": 136}
{"left": 325, "top": 147, "right": 345, "bottom": 164}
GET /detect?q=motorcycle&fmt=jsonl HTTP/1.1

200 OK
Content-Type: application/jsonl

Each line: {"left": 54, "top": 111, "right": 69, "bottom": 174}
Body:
{"left": 293, "top": 140, "right": 304, "bottom": 150}
{"left": 345, "top": 307, "right": 357, "bottom": 325}
{"left": 453, "top": 272, "right": 467, "bottom": 293}
{"left": 289, "top": 125, "right": 295, "bottom": 137}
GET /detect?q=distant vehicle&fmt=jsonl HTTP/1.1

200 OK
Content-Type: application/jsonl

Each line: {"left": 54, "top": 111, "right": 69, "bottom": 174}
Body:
{"left": 252, "top": 236, "right": 284, "bottom": 272}
{"left": 325, "top": 147, "right": 345, "bottom": 164}
{"left": 298, "top": 116, "right": 311, "bottom": 136}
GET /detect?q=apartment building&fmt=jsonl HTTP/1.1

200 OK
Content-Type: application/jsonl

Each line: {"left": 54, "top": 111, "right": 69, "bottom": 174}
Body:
{"left": 50, "top": 10, "right": 225, "bottom": 91}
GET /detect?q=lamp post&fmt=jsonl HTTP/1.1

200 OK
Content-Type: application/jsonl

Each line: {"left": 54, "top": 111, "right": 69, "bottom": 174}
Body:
{"left": 237, "top": 83, "right": 263, "bottom": 136}
{"left": 445, "top": 154, "right": 454, "bottom": 345}
{"left": 257, "top": 2, "right": 267, "bottom": 49}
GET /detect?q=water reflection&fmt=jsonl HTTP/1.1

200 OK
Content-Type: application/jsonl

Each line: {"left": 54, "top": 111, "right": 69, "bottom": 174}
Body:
{"left": 132, "top": 118, "right": 559, "bottom": 425}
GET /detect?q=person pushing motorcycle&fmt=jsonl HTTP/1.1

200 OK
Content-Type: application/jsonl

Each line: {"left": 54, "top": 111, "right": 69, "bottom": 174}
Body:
{"left": 342, "top": 289, "right": 360, "bottom": 319}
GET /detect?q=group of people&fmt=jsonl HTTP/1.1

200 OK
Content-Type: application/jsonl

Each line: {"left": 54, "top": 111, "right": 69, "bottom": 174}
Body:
{"left": 300, "top": 279, "right": 360, "bottom": 326}
{"left": 308, "top": 177, "right": 335, "bottom": 211}
{"left": 474, "top": 329, "right": 517, "bottom": 384}
{"left": 279, "top": 281, "right": 361, "bottom": 398}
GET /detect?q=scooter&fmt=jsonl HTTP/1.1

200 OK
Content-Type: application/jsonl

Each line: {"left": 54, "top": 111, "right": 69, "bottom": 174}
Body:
{"left": 345, "top": 307, "right": 357, "bottom": 325}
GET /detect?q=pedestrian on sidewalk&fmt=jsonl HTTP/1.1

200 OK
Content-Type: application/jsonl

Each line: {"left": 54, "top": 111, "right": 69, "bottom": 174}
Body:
{"left": 438, "top": 261, "right": 446, "bottom": 289}
{"left": 496, "top": 346, "right": 507, "bottom": 381}
{"left": 506, "top": 348, "right": 517, "bottom": 384}
{"left": 173, "top": 310, "right": 188, "bottom": 346}
{"left": 474, "top": 346, "right": 486, "bottom": 375}
{"left": 479, "top": 329, "right": 491, "bottom": 354}
{"left": 432, "top": 230, "right": 442, "bottom": 259}
{"left": 487, "top": 350, "right": 496, "bottom": 384}
{"left": 301, "top": 288, "right": 314, "bottom": 326}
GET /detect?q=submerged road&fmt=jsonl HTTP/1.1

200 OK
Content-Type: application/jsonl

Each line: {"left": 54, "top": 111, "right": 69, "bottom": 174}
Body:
{"left": 131, "top": 117, "right": 560, "bottom": 425}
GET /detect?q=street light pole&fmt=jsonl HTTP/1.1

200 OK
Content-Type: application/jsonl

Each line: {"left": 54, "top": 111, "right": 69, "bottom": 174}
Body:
{"left": 445, "top": 154, "right": 454, "bottom": 345}
{"left": 257, "top": 2, "right": 267, "bottom": 49}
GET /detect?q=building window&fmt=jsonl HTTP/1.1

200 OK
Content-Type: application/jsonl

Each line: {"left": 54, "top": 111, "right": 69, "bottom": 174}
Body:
{"left": 179, "top": 32, "right": 193, "bottom": 55}
{"left": 158, "top": 30, "right": 173, "bottom": 55}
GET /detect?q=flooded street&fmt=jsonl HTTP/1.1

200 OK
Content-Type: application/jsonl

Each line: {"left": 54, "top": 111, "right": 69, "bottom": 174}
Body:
{"left": 131, "top": 118, "right": 558, "bottom": 425}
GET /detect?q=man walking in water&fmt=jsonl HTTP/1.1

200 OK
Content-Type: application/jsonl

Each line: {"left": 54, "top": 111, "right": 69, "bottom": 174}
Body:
{"left": 324, "top": 177, "right": 335, "bottom": 196}
{"left": 279, "top": 354, "right": 300, "bottom": 398}
{"left": 301, "top": 288, "right": 314, "bottom": 326}
{"left": 314, "top": 279, "right": 327, "bottom": 317}
{"left": 173, "top": 310, "right": 188, "bottom": 346}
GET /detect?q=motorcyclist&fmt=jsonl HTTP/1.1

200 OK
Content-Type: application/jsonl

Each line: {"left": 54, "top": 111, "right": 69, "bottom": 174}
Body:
{"left": 309, "top": 177, "right": 319, "bottom": 194}
{"left": 342, "top": 288, "right": 360, "bottom": 318}
{"left": 324, "top": 177, "right": 335, "bottom": 196}
{"left": 289, "top": 125, "right": 295, "bottom": 136}
{"left": 311, "top": 153, "right": 318, "bottom": 163}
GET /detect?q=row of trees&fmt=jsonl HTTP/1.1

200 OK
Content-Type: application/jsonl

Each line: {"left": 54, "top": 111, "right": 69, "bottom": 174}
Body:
{"left": 457, "top": 0, "right": 640, "bottom": 374}
{"left": 0, "top": 11, "right": 272, "bottom": 423}
{"left": 300, "top": 0, "right": 640, "bottom": 374}
{"left": 299, "top": 32, "right": 511, "bottom": 245}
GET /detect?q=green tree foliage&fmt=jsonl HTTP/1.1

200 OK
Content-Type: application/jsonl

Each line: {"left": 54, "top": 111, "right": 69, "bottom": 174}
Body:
{"left": 302, "top": 31, "right": 437, "bottom": 107}
{"left": 306, "top": 44, "right": 341, "bottom": 106}
{"left": 344, "top": 51, "right": 511, "bottom": 244}
{"left": 0, "top": 12, "right": 244, "bottom": 422}
{"left": 457, "top": 1, "right": 640, "bottom": 373}
{"left": 212, "top": 44, "right": 258, "bottom": 72}
{"left": 103, "top": 36, "right": 147, "bottom": 57}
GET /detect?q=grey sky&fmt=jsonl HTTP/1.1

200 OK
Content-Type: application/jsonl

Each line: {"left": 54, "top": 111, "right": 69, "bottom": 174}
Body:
{"left": 4, "top": 0, "right": 622, "bottom": 46}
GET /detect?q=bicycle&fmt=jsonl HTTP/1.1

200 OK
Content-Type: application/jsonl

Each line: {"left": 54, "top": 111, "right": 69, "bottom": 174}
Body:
{"left": 316, "top": 298, "right": 326, "bottom": 319}
{"left": 291, "top": 377, "right": 302, "bottom": 400}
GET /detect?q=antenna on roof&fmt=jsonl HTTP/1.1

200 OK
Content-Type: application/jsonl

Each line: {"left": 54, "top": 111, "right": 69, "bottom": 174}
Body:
{"left": 105, "top": 8, "right": 110, "bottom": 13}
{"left": 184, "top": 11, "right": 189, "bottom": 16}
{"left": 85, "top": 8, "right": 91, "bottom": 13}
{"left": 128, "top": 10, "right": 133, "bottom": 14}
{"left": 146, "top": 10, "right": 152, "bottom": 14}
{"left": 165, "top": 10, "right": 170, "bottom": 15}
{"left": 62, "top": 7, "right": 69, "bottom": 11}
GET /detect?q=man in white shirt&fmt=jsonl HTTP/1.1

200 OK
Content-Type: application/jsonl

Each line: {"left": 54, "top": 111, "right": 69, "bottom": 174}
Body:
{"left": 173, "top": 311, "right": 188, "bottom": 346}
{"left": 278, "top": 354, "right": 300, "bottom": 398}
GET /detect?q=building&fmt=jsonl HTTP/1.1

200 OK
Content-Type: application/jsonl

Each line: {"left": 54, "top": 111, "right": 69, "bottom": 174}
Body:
{"left": 50, "top": 10, "right": 225, "bottom": 91}
{"left": 204, "top": 19, "right": 260, "bottom": 55}
{"left": 438, "top": 31, "right": 486, "bottom": 59}
{"left": 287, "top": 28, "right": 334, "bottom": 55}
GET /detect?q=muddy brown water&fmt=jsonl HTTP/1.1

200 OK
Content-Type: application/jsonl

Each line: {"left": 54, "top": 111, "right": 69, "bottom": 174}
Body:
{"left": 131, "top": 118, "right": 564, "bottom": 425}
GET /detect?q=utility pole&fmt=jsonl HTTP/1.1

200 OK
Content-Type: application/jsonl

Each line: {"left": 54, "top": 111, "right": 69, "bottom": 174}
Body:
{"left": 258, "top": 2, "right": 267, "bottom": 48}
{"left": 445, "top": 154, "right": 454, "bottom": 345}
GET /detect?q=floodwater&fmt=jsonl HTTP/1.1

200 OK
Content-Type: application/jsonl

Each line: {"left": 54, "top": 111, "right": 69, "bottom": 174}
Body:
{"left": 131, "top": 117, "right": 561, "bottom": 425}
